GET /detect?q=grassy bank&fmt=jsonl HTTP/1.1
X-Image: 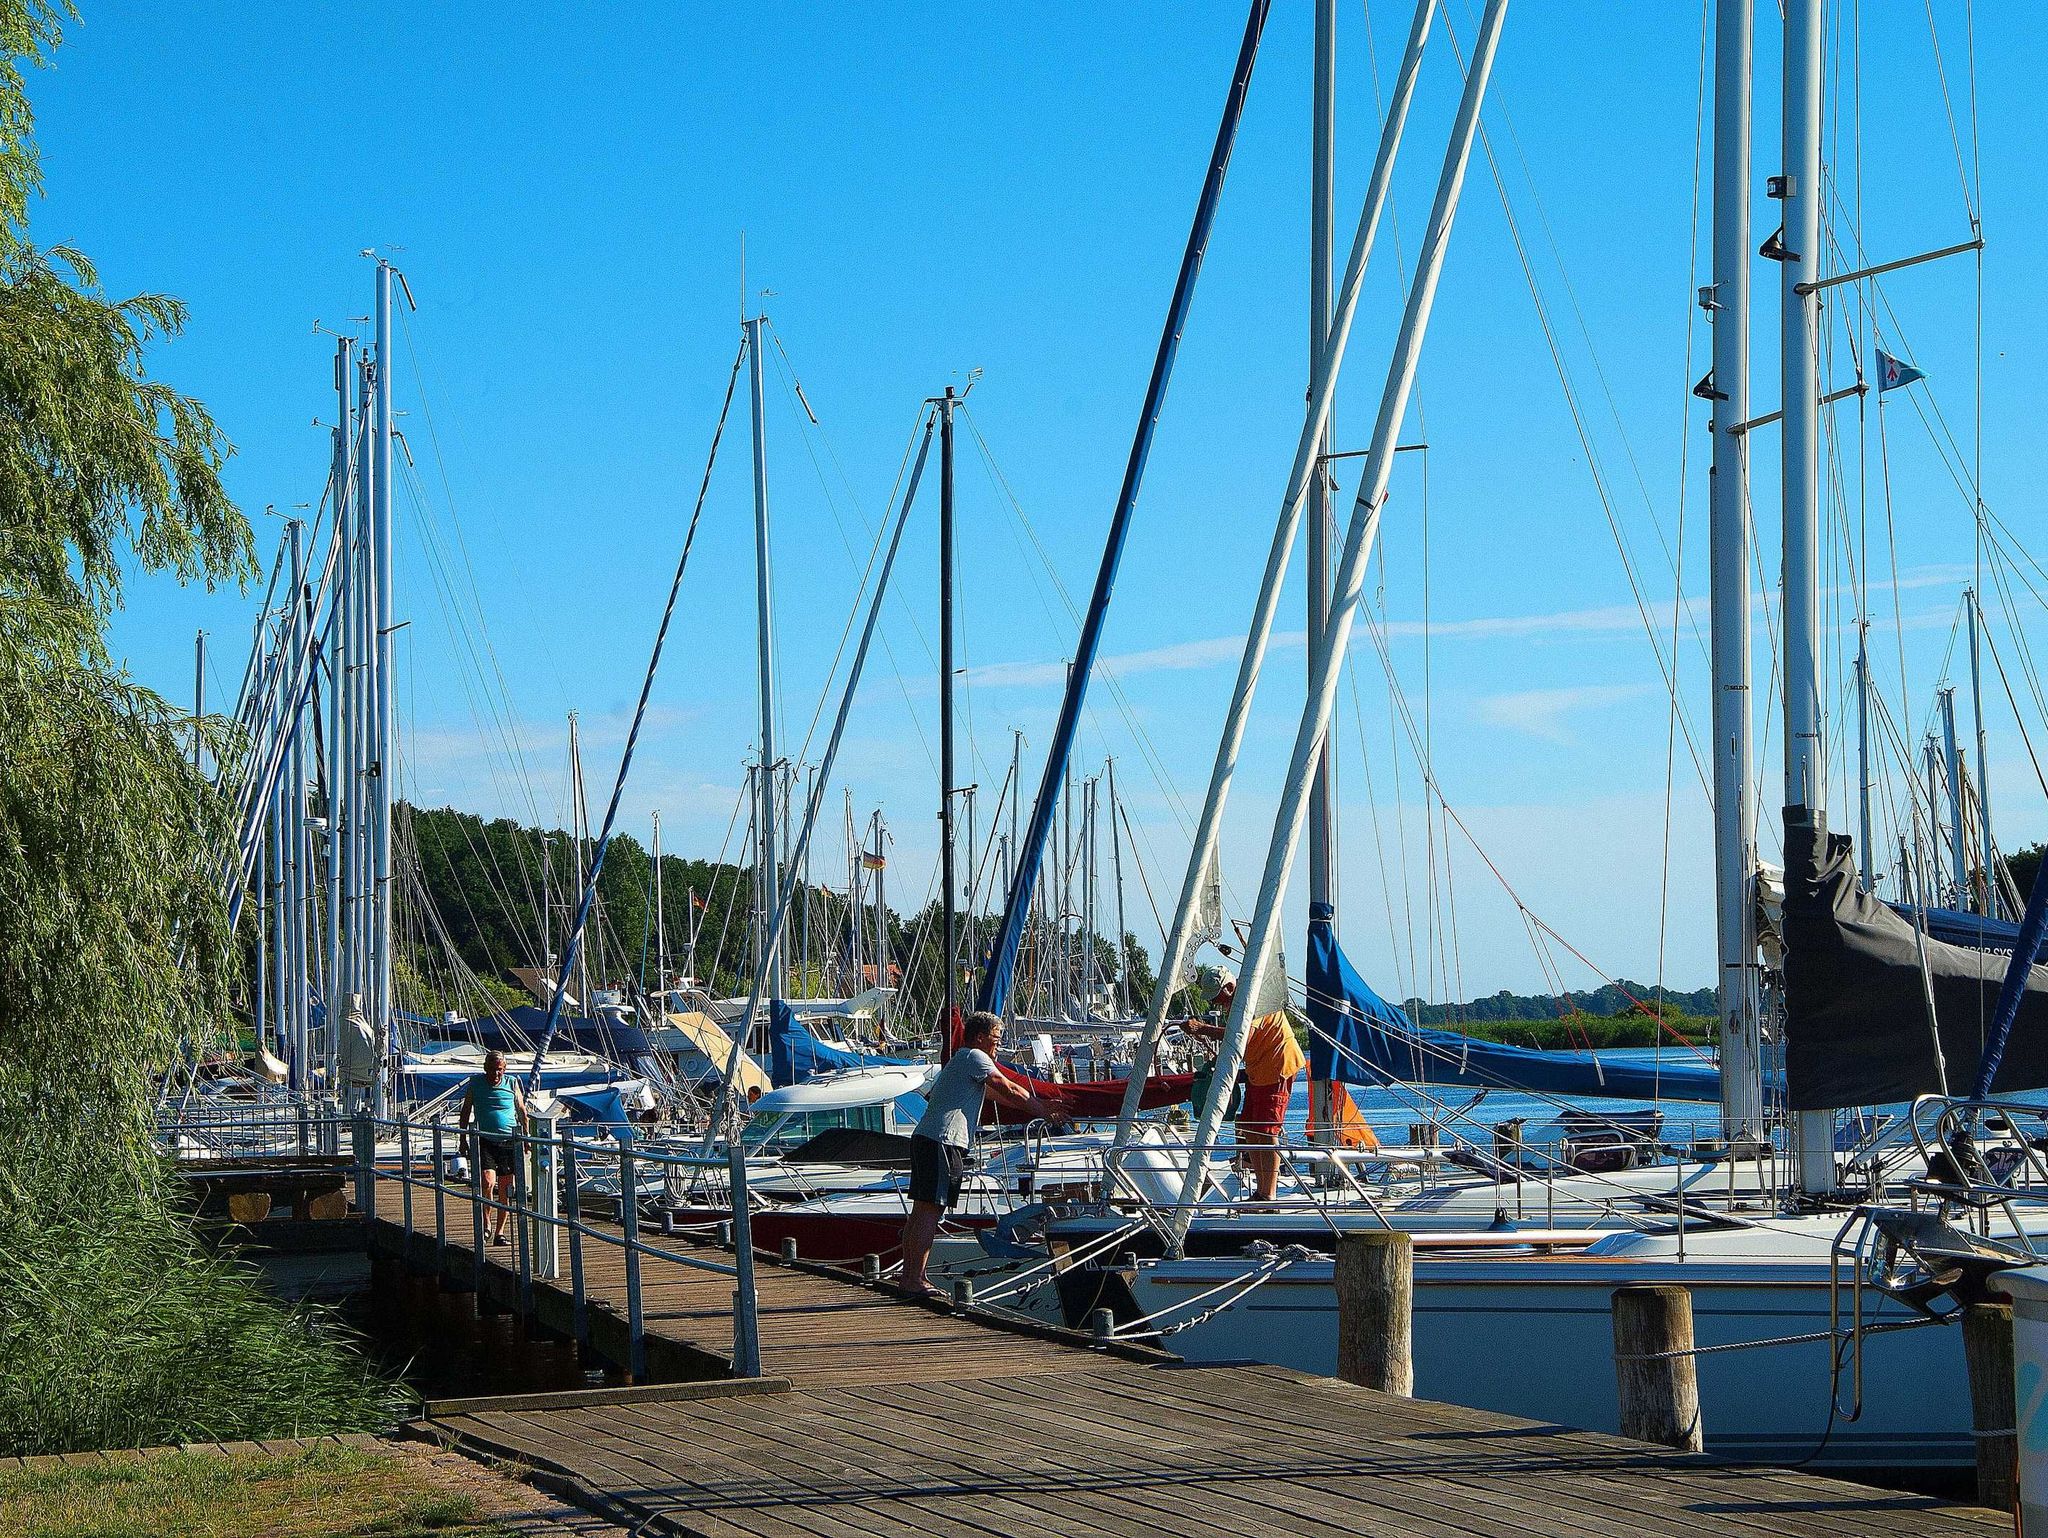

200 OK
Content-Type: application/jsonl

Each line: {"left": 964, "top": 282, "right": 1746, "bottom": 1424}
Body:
{"left": 1442, "top": 1012, "right": 1715, "bottom": 1051}
{"left": 0, "top": 1177, "right": 407, "bottom": 1455}
{"left": 0, "top": 1442, "right": 518, "bottom": 1538}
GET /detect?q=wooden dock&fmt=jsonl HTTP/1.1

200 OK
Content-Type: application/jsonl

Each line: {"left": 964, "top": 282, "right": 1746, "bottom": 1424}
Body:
{"left": 364, "top": 1192, "right": 2004, "bottom": 1537}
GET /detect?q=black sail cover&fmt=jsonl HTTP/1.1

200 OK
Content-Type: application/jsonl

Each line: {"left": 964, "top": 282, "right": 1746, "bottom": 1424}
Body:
{"left": 1783, "top": 810, "right": 2048, "bottom": 1109}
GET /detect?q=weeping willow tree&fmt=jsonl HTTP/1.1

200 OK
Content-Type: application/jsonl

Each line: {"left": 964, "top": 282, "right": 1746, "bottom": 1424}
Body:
{"left": 0, "top": 1, "right": 401, "bottom": 1451}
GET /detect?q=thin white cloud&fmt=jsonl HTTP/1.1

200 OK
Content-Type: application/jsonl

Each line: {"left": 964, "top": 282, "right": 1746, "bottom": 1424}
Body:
{"left": 962, "top": 631, "right": 1307, "bottom": 691}
{"left": 1472, "top": 683, "right": 1652, "bottom": 745}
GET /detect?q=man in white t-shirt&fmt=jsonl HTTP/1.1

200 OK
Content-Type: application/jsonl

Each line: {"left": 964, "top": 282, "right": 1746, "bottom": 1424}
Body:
{"left": 898, "top": 1010, "right": 1045, "bottom": 1295}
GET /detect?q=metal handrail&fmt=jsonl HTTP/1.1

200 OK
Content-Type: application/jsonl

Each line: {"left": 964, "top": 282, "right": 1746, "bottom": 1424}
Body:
{"left": 254, "top": 1108, "right": 769, "bottom": 1381}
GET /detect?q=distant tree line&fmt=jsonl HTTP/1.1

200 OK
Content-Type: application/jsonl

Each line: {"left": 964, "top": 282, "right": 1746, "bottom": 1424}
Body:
{"left": 399, "top": 804, "right": 1155, "bottom": 1029}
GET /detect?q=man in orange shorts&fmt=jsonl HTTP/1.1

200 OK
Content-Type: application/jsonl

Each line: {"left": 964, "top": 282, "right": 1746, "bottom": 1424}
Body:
{"left": 1187, "top": 971, "right": 1306, "bottom": 1201}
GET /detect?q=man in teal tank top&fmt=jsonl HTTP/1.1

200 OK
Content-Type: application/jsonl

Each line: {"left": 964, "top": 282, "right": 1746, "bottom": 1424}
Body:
{"left": 459, "top": 1050, "right": 527, "bottom": 1246}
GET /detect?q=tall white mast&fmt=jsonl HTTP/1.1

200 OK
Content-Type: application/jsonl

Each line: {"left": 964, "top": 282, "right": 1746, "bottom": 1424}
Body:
{"left": 745, "top": 314, "right": 786, "bottom": 1001}
{"left": 324, "top": 339, "right": 351, "bottom": 1087}
{"left": 1780, "top": 0, "right": 1836, "bottom": 1197}
{"left": 653, "top": 809, "right": 667, "bottom": 997}
{"left": 1708, "top": 0, "right": 1763, "bottom": 1145}
{"left": 370, "top": 260, "right": 396, "bottom": 1113}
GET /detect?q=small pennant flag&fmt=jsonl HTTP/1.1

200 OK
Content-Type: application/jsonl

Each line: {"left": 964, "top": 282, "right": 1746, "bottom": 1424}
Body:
{"left": 1877, "top": 349, "right": 1926, "bottom": 392}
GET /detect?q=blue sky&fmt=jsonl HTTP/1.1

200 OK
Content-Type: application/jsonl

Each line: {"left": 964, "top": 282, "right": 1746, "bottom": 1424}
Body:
{"left": 46, "top": 2, "right": 2047, "bottom": 1001}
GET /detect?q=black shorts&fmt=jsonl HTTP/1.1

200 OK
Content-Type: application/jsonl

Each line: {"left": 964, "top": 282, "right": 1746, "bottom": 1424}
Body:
{"left": 908, "top": 1135, "right": 966, "bottom": 1209}
{"left": 475, "top": 1134, "right": 517, "bottom": 1177}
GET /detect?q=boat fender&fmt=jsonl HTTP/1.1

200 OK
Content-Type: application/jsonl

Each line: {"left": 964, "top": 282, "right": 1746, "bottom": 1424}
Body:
{"left": 981, "top": 1201, "right": 1054, "bottom": 1261}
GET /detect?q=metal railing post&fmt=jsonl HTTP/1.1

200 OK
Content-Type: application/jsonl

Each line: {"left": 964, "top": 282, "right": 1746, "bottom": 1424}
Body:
{"left": 530, "top": 1108, "right": 561, "bottom": 1281}
{"left": 470, "top": 1125, "right": 487, "bottom": 1299}
{"left": 351, "top": 1109, "right": 374, "bottom": 1222}
{"left": 398, "top": 1108, "right": 414, "bottom": 1239}
{"left": 728, "top": 1140, "right": 763, "bottom": 1378}
{"left": 432, "top": 1120, "right": 448, "bottom": 1274}
{"left": 513, "top": 1120, "right": 533, "bottom": 1316}
{"left": 561, "top": 1125, "right": 588, "bottom": 1349}
{"left": 620, "top": 1132, "right": 646, "bottom": 1381}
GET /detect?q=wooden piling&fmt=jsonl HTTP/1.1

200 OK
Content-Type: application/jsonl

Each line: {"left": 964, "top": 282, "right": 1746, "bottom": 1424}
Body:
{"left": 1963, "top": 1301, "right": 2016, "bottom": 1513}
{"left": 1335, "top": 1230, "right": 1412, "bottom": 1396}
{"left": 1611, "top": 1284, "right": 1702, "bottom": 1452}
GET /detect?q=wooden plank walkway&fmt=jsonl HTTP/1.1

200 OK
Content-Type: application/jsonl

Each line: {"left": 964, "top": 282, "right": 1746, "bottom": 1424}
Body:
{"left": 364, "top": 1190, "right": 1172, "bottom": 1386}
{"left": 369, "top": 1187, "right": 2001, "bottom": 1537}
{"left": 427, "top": 1361, "right": 2003, "bottom": 1538}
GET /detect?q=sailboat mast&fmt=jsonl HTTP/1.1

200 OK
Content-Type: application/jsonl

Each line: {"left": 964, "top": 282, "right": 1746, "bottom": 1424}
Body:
{"left": 1108, "top": 758, "right": 1131, "bottom": 1017}
{"left": 286, "top": 516, "right": 308, "bottom": 1086}
{"left": 1306, "top": 0, "right": 1340, "bottom": 1143}
{"left": 324, "top": 336, "right": 351, "bottom": 1085}
{"left": 939, "top": 385, "right": 959, "bottom": 1031}
{"left": 1708, "top": 0, "right": 1763, "bottom": 1146}
{"left": 871, "top": 811, "right": 888, "bottom": 1000}
{"left": 370, "top": 260, "right": 397, "bottom": 1111}
{"left": 1110, "top": 0, "right": 1441, "bottom": 1150}
{"left": 1855, "top": 632, "right": 1875, "bottom": 895}
{"left": 1968, "top": 590, "right": 1995, "bottom": 912}
{"left": 569, "top": 711, "right": 592, "bottom": 1007}
{"left": 1166, "top": 0, "right": 1510, "bottom": 1243}
{"left": 1941, "top": 686, "right": 1967, "bottom": 904}
{"left": 973, "top": 0, "right": 1272, "bottom": 1018}
{"left": 1307, "top": 0, "right": 1337, "bottom": 923}
{"left": 744, "top": 314, "right": 786, "bottom": 1000}
{"left": 653, "top": 809, "right": 666, "bottom": 998}
{"left": 1780, "top": 0, "right": 1836, "bottom": 1197}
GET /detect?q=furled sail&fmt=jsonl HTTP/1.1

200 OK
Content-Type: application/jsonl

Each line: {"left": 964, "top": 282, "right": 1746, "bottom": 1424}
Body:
{"left": 1783, "top": 811, "right": 2048, "bottom": 1108}
{"left": 1305, "top": 904, "right": 1723, "bottom": 1102}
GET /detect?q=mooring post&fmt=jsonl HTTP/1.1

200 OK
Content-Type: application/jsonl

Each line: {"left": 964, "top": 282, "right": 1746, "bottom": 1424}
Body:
{"left": 781, "top": 1236, "right": 799, "bottom": 1264}
{"left": 1336, "top": 1230, "right": 1413, "bottom": 1396}
{"left": 1611, "top": 1285, "right": 1703, "bottom": 1452}
{"left": 560, "top": 1124, "right": 588, "bottom": 1350}
{"left": 1964, "top": 1301, "right": 2017, "bottom": 1512}
{"left": 530, "top": 1107, "right": 561, "bottom": 1282}
{"left": 861, "top": 1253, "right": 881, "bottom": 1285}
{"left": 350, "top": 1109, "right": 374, "bottom": 1222}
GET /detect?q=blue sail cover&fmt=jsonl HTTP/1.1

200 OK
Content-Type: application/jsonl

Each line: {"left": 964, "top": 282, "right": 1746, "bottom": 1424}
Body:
{"left": 768, "top": 1000, "right": 910, "bottom": 1087}
{"left": 1305, "top": 905, "right": 1724, "bottom": 1103}
{"left": 1891, "top": 904, "right": 2025, "bottom": 955}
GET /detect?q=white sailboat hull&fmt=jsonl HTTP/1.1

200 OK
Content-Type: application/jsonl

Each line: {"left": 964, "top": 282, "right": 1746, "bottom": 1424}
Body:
{"left": 1125, "top": 1228, "right": 1974, "bottom": 1467}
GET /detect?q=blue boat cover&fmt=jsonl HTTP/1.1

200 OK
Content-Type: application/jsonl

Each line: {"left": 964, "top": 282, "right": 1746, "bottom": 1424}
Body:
{"left": 1304, "top": 904, "right": 1724, "bottom": 1102}
{"left": 1890, "top": 904, "right": 2024, "bottom": 954}
{"left": 768, "top": 1000, "right": 911, "bottom": 1086}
